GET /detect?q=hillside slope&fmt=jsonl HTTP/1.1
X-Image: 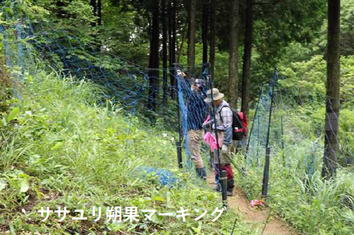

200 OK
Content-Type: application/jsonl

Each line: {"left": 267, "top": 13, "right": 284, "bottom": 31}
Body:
{"left": 0, "top": 71, "right": 254, "bottom": 234}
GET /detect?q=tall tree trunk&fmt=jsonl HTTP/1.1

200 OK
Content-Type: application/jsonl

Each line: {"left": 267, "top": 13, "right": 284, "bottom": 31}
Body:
{"left": 209, "top": 0, "right": 216, "bottom": 78}
{"left": 241, "top": 0, "right": 253, "bottom": 117}
{"left": 162, "top": 0, "right": 168, "bottom": 107}
{"left": 322, "top": 0, "right": 340, "bottom": 179}
{"left": 169, "top": 0, "right": 176, "bottom": 99}
{"left": 90, "top": 0, "right": 97, "bottom": 27}
{"left": 177, "top": 25, "right": 187, "bottom": 63}
{"left": 188, "top": 0, "right": 197, "bottom": 75}
{"left": 97, "top": 0, "right": 102, "bottom": 26}
{"left": 228, "top": 0, "right": 240, "bottom": 109}
{"left": 148, "top": 0, "right": 160, "bottom": 118}
{"left": 202, "top": 0, "right": 209, "bottom": 72}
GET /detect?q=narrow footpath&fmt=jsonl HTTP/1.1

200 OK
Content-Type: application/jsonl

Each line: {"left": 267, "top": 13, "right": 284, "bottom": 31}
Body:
{"left": 207, "top": 175, "right": 300, "bottom": 235}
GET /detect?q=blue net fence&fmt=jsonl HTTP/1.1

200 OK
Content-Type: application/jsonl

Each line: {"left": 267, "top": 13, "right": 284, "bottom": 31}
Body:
{"left": 1, "top": 0, "right": 353, "bottom": 199}
{"left": 244, "top": 66, "right": 354, "bottom": 197}
{"left": 0, "top": 1, "right": 215, "bottom": 186}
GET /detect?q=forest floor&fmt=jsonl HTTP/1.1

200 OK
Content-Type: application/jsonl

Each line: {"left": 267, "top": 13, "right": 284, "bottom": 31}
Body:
{"left": 207, "top": 174, "right": 300, "bottom": 235}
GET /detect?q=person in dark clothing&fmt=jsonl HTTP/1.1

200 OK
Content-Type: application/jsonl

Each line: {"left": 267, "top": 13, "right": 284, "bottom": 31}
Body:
{"left": 186, "top": 78, "right": 208, "bottom": 180}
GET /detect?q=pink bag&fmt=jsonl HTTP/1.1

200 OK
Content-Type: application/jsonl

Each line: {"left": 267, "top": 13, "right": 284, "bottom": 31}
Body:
{"left": 204, "top": 132, "right": 218, "bottom": 152}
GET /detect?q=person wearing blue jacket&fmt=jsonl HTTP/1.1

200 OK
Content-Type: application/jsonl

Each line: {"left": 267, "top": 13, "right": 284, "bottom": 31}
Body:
{"left": 186, "top": 78, "right": 208, "bottom": 180}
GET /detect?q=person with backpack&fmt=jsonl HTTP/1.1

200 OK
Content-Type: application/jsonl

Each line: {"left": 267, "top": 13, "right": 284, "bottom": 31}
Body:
{"left": 186, "top": 78, "right": 209, "bottom": 180}
{"left": 204, "top": 88, "right": 235, "bottom": 196}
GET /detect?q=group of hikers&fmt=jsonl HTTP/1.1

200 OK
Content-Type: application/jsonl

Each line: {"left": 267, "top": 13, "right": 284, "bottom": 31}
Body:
{"left": 183, "top": 71, "right": 246, "bottom": 197}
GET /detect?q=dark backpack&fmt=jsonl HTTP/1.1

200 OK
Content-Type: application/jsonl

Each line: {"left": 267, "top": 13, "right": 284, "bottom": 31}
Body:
{"left": 219, "top": 105, "right": 248, "bottom": 141}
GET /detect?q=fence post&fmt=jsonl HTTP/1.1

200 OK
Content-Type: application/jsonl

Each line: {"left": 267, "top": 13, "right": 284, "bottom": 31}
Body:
{"left": 176, "top": 141, "right": 183, "bottom": 168}
{"left": 174, "top": 65, "right": 183, "bottom": 168}
{"left": 262, "top": 147, "right": 271, "bottom": 198}
{"left": 261, "top": 69, "right": 277, "bottom": 198}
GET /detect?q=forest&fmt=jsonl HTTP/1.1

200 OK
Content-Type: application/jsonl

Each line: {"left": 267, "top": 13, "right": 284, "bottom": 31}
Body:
{"left": 0, "top": 0, "right": 353, "bottom": 234}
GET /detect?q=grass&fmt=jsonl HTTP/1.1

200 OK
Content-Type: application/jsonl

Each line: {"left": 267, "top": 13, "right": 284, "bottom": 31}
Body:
{"left": 3, "top": 65, "right": 352, "bottom": 235}
{"left": 0, "top": 70, "right": 255, "bottom": 234}
{"left": 234, "top": 101, "right": 354, "bottom": 235}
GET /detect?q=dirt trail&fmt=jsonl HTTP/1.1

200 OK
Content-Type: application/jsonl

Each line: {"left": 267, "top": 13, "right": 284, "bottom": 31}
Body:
{"left": 207, "top": 175, "right": 299, "bottom": 235}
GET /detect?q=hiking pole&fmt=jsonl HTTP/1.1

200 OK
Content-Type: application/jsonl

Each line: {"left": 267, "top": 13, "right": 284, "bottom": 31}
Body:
{"left": 206, "top": 63, "right": 227, "bottom": 208}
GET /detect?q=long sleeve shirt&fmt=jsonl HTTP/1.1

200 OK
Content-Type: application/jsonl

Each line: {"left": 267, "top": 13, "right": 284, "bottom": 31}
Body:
{"left": 215, "top": 101, "right": 233, "bottom": 147}
{"left": 187, "top": 91, "right": 208, "bottom": 130}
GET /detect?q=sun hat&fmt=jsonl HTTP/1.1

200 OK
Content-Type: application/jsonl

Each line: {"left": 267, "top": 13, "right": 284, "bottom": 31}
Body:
{"left": 204, "top": 88, "right": 224, "bottom": 103}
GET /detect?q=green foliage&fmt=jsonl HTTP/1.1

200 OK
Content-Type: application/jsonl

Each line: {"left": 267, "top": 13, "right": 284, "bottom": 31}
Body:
{"left": 249, "top": 0, "right": 326, "bottom": 73}
{"left": 236, "top": 149, "right": 354, "bottom": 235}
{"left": 1, "top": 0, "right": 353, "bottom": 234}
{"left": 279, "top": 55, "right": 354, "bottom": 107}
{"left": 100, "top": 1, "right": 149, "bottom": 65}
{"left": 276, "top": 53, "right": 354, "bottom": 165}
{"left": 340, "top": 0, "right": 354, "bottom": 56}
{"left": 0, "top": 70, "right": 255, "bottom": 234}
{"left": 236, "top": 51, "right": 354, "bottom": 233}
{"left": 178, "top": 43, "right": 231, "bottom": 97}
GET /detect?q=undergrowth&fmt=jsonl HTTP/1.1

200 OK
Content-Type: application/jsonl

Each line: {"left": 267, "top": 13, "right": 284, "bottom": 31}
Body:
{"left": 0, "top": 71, "right": 255, "bottom": 234}
{"left": 235, "top": 106, "right": 354, "bottom": 235}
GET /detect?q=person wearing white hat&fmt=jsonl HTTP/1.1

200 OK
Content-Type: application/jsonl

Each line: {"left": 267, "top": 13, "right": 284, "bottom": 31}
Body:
{"left": 204, "top": 88, "right": 235, "bottom": 196}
